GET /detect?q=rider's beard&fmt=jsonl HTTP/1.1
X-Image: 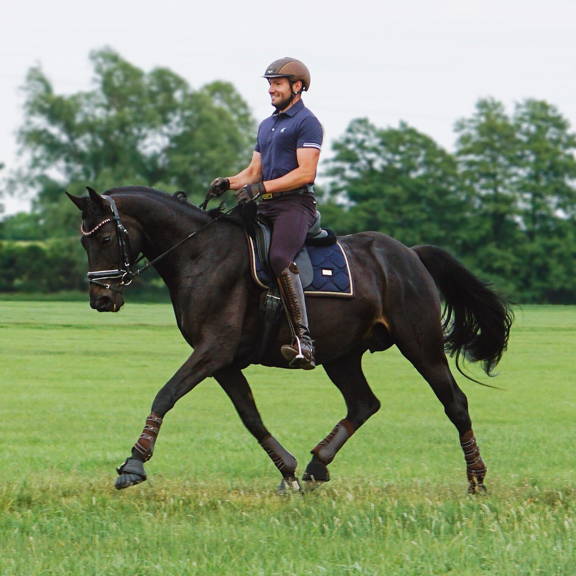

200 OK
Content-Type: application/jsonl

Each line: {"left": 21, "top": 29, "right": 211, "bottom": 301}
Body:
{"left": 273, "top": 94, "right": 293, "bottom": 112}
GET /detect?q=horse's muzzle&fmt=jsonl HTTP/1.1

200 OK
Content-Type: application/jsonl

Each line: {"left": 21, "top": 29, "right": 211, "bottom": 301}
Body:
{"left": 90, "top": 291, "right": 124, "bottom": 312}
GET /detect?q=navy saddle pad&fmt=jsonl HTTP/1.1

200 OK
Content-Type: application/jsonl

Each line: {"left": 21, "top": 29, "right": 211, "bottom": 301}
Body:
{"left": 247, "top": 236, "right": 354, "bottom": 297}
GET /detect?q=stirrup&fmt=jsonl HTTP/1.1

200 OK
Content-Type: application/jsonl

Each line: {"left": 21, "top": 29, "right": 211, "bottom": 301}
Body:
{"left": 281, "top": 336, "right": 316, "bottom": 370}
{"left": 293, "top": 335, "right": 305, "bottom": 360}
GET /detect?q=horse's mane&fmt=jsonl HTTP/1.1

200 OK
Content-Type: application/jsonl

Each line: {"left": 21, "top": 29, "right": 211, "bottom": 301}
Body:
{"left": 104, "top": 186, "right": 213, "bottom": 219}
{"left": 103, "top": 186, "right": 249, "bottom": 228}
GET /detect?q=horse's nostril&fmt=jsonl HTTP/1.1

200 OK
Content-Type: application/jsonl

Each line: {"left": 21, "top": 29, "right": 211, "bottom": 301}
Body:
{"left": 91, "top": 294, "right": 115, "bottom": 312}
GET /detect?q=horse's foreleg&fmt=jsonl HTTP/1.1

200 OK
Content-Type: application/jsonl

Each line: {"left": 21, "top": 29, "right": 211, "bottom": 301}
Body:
{"left": 303, "top": 352, "right": 381, "bottom": 486}
{"left": 115, "top": 347, "right": 225, "bottom": 490}
{"left": 214, "top": 366, "right": 300, "bottom": 493}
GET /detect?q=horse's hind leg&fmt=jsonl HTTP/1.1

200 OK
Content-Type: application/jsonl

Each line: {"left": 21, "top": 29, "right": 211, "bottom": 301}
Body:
{"left": 214, "top": 366, "right": 301, "bottom": 493}
{"left": 303, "top": 351, "right": 381, "bottom": 486}
{"left": 395, "top": 322, "right": 487, "bottom": 494}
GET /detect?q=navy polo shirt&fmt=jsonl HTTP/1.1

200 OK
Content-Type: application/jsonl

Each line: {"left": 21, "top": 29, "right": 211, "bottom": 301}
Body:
{"left": 255, "top": 100, "right": 323, "bottom": 182}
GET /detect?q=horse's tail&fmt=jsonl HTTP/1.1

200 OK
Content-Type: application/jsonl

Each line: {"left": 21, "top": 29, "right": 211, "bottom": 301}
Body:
{"left": 412, "top": 244, "right": 513, "bottom": 376}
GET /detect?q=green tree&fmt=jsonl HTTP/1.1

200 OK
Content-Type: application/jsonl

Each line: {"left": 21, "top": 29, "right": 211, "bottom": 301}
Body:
{"left": 454, "top": 98, "right": 523, "bottom": 287}
{"left": 0, "top": 212, "right": 43, "bottom": 240}
{"left": 0, "top": 162, "right": 4, "bottom": 215}
{"left": 13, "top": 47, "right": 256, "bottom": 235}
{"left": 324, "top": 118, "right": 470, "bottom": 249}
{"left": 514, "top": 99, "right": 576, "bottom": 236}
{"left": 512, "top": 99, "right": 576, "bottom": 301}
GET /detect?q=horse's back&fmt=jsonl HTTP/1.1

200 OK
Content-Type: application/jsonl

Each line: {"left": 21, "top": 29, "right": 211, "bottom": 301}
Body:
{"left": 299, "top": 231, "right": 442, "bottom": 362}
{"left": 339, "top": 231, "right": 439, "bottom": 300}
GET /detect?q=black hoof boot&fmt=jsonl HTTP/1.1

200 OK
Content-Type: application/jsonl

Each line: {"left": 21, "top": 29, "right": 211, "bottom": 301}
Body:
{"left": 302, "top": 455, "right": 330, "bottom": 487}
{"left": 115, "top": 458, "right": 147, "bottom": 490}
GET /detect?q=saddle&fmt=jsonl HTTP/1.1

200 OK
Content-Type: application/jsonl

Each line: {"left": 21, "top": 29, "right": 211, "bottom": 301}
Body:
{"left": 236, "top": 203, "right": 354, "bottom": 364}
{"left": 247, "top": 212, "right": 353, "bottom": 297}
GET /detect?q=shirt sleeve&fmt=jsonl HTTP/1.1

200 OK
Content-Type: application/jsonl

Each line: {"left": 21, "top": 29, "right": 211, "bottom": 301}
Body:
{"left": 254, "top": 124, "right": 263, "bottom": 153}
{"left": 296, "top": 115, "right": 323, "bottom": 150}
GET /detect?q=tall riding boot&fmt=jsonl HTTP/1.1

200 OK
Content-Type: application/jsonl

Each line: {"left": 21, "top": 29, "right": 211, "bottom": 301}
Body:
{"left": 277, "top": 264, "right": 316, "bottom": 370}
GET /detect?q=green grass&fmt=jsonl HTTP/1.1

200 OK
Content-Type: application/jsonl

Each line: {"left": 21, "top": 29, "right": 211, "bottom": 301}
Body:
{"left": 0, "top": 301, "right": 574, "bottom": 575}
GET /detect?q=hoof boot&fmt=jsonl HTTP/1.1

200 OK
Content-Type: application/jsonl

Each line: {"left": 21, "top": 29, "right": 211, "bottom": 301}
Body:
{"left": 115, "top": 458, "right": 147, "bottom": 490}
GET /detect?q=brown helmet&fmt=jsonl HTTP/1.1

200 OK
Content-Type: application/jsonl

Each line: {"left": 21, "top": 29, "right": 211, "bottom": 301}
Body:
{"left": 263, "top": 57, "right": 311, "bottom": 91}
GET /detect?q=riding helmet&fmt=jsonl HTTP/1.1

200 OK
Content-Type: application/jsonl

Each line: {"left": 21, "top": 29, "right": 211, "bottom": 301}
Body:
{"left": 263, "top": 57, "right": 311, "bottom": 91}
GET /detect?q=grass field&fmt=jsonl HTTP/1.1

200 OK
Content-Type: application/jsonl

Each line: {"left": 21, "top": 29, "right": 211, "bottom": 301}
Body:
{"left": 0, "top": 300, "right": 574, "bottom": 575}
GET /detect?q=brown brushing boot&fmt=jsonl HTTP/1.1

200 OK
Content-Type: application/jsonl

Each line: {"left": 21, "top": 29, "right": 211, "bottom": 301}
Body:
{"left": 277, "top": 264, "right": 316, "bottom": 370}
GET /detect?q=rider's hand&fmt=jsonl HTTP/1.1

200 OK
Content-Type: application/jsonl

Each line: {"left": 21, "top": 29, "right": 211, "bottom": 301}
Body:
{"left": 236, "top": 182, "right": 265, "bottom": 204}
{"left": 208, "top": 177, "right": 230, "bottom": 198}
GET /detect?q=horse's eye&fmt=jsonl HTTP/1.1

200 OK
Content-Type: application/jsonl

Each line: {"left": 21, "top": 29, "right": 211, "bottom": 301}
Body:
{"left": 101, "top": 235, "right": 112, "bottom": 244}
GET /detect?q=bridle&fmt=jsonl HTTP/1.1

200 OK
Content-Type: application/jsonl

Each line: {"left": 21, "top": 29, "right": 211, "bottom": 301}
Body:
{"left": 81, "top": 194, "right": 234, "bottom": 293}
{"left": 81, "top": 195, "right": 136, "bottom": 292}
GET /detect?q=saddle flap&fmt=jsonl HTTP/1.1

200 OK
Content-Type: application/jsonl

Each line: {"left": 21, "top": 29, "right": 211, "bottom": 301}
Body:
{"left": 294, "top": 249, "right": 313, "bottom": 288}
{"left": 247, "top": 234, "right": 353, "bottom": 298}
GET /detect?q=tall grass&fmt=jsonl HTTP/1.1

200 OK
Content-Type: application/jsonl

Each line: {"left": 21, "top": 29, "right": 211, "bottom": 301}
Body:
{"left": 0, "top": 301, "right": 574, "bottom": 575}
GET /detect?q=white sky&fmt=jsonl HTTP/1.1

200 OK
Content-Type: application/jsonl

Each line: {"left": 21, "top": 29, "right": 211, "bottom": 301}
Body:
{"left": 2, "top": 0, "right": 576, "bottom": 214}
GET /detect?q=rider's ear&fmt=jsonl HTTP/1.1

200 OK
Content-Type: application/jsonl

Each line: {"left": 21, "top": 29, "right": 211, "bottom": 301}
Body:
{"left": 66, "top": 191, "right": 88, "bottom": 212}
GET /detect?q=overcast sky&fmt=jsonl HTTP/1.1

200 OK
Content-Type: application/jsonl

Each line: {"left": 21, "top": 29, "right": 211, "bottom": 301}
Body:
{"left": 2, "top": 0, "right": 576, "bottom": 214}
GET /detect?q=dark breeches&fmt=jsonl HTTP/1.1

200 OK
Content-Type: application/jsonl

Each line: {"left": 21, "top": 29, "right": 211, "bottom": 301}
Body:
{"left": 258, "top": 195, "right": 317, "bottom": 276}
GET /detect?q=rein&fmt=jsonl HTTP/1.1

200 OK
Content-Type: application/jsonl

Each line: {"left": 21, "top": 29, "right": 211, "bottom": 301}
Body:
{"left": 83, "top": 194, "right": 233, "bottom": 292}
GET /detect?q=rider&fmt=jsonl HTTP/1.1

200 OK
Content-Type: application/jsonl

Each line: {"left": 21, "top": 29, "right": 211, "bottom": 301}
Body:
{"left": 208, "top": 57, "right": 323, "bottom": 370}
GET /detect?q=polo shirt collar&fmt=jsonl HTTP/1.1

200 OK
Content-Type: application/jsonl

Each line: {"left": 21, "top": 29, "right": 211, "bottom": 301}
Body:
{"left": 273, "top": 99, "right": 305, "bottom": 118}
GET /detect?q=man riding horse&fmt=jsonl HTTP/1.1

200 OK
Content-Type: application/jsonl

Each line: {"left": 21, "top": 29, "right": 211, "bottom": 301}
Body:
{"left": 68, "top": 58, "right": 513, "bottom": 495}
{"left": 208, "top": 57, "right": 322, "bottom": 370}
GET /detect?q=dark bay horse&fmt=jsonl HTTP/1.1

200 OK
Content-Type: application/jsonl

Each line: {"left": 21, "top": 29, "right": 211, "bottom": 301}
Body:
{"left": 68, "top": 186, "right": 512, "bottom": 494}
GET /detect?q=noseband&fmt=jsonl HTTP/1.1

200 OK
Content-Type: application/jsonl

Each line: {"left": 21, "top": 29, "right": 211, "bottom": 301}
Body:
{"left": 81, "top": 196, "right": 135, "bottom": 292}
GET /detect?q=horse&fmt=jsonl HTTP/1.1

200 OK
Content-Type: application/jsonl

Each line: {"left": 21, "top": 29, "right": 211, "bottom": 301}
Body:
{"left": 67, "top": 185, "right": 513, "bottom": 494}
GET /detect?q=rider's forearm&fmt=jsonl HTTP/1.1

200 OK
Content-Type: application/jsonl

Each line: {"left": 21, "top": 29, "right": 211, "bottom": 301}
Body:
{"left": 262, "top": 165, "right": 317, "bottom": 195}
{"left": 228, "top": 163, "right": 262, "bottom": 190}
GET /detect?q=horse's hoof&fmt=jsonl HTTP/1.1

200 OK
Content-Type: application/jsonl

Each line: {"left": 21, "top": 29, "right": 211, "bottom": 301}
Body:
{"left": 115, "top": 458, "right": 147, "bottom": 490}
{"left": 302, "top": 470, "right": 329, "bottom": 492}
{"left": 467, "top": 482, "right": 487, "bottom": 495}
{"left": 115, "top": 473, "right": 146, "bottom": 490}
{"left": 277, "top": 476, "right": 303, "bottom": 495}
{"left": 303, "top": 456, "right": 330, "bottom": 484}
{"left": 301, "top": 479, "right": 327, "bottom": 492}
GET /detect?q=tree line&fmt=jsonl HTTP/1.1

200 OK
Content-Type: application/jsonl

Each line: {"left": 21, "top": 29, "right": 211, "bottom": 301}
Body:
{"left": 1, "top": 48, "right": 575, "bottom": 302}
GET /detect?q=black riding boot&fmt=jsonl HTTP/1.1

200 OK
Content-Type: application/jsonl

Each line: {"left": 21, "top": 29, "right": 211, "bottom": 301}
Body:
{"left": 277, "top": 264, "right": 316, "bottom": 370}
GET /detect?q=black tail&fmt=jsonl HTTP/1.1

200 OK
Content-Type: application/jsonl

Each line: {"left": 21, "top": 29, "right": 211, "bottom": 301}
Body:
{"left": 413, "top": 245, "right": 513, "bottom": 376}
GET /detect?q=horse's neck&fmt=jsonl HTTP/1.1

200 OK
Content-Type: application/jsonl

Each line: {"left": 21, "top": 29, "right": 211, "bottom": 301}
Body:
{"left": 118, "top": 194, "right": 243, "bottom": 283}
{"left": 120, "top": 194, "right": 210, "bottom": 256}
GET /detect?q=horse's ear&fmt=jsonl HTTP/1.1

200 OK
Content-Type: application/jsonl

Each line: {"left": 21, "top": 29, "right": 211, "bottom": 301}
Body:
{"left": 85, "top": 186, "right": 108, "bottom": 209}
{"left": 66, "top": 191, "right": 87, "bottom": 212}
{"left": 87, "top": 186, "right": 99, "bottom": 202}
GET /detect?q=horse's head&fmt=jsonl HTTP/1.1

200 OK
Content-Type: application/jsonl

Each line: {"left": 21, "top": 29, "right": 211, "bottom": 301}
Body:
{"left": 67, "top": 187, "right": 142, "bottom": 312}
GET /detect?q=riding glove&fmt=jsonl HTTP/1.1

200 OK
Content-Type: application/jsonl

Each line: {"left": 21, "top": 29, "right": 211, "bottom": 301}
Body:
{"left": 236, "top": 182, "right": 266, "bottom": 204}
{"left": 208, "top": 177, "right": 230, "bottom": 197}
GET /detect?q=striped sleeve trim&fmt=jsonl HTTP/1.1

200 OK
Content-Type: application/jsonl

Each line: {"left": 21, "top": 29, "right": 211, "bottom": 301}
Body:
{"left": 301, "top": 142, "right": 322, "bottom": 149}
